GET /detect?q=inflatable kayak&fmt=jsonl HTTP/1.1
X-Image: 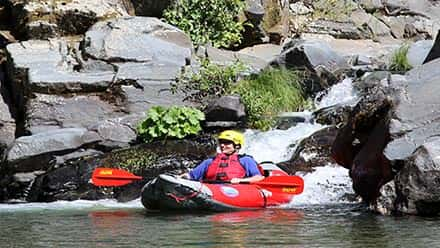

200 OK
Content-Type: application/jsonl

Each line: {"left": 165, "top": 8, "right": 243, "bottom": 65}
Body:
{"left": 140, "top": 163, "right": 304, "bottom": 211}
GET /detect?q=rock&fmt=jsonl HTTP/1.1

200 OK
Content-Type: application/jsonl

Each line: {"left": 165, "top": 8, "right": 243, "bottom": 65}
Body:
{"left": 370, "top": 180, "right": 397, "bottom": 216}
{"left": 83, "top": 16, "right": 192, "bottom": 66}
{"left": 407, "top": 39, "right": 433, "bottom": 67}
{"left": 7, "top": 0, "right": 131, "bottom": 39}
{"left": 395, "top": 137, "right": 440, "bottom": 216}
{"left": 279, "top": 126, "right": 338, "bottom": 174}
{"left": 271, "top": 38, "right": 348, "bottom": 96}
{"left": 305, "top": 19, "right": 367, "bottom": 39}
{"left": 6, "top": 39, "right": 116, "bottom": 95}
{"left": 197, "top": 44, "right": 269, "bottom": 73}
{"left": 423, "top": 30, "right": 440, "bottom": 64}
{"left": 204, "top": 95, "right": 246, "bottom": 128}
{"left": 7, "top": 128, "right": 101, "bottom": 172}
{"left": 26, "top": 93, "right": 125, "bottom": 134}
{"left": 385, "top": 58, "right": 440, "bottom": 160}
{"left": 0, "top": 79, "right": 15, "bottom": 159}
{"left": 89, "top": 116, "right": 139, "bottom": 149}
{"left": 313, "top": 104, "right": 352, "bottom": 126}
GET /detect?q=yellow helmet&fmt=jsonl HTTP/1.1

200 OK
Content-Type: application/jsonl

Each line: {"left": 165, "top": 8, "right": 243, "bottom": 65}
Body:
{"left": 218, "top": 130, "right": 244, "bottom": 147}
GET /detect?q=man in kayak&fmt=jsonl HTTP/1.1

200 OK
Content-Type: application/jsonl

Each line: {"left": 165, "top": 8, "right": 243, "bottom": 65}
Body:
{"left": 180, "top": 130, "right": 265, "bottom": 184}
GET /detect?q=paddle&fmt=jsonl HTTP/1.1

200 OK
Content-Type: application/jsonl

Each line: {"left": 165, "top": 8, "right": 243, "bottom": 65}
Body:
{"left": 91, "top": 168, "right": 304, "bottom": 195}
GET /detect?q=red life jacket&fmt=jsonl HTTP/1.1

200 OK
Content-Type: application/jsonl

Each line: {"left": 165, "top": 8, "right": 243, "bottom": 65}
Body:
{"left": 204, "top": 153, "right": 246, "bottom": 181}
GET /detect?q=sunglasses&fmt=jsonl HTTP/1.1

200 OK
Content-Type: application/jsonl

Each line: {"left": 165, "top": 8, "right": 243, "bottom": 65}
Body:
{"left": 218, "top": 139, "right": 234, "bottom": 145}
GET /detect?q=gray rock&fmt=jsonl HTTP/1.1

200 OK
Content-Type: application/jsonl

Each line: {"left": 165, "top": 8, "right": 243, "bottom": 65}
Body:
{"left": 83, "top": 16, "right": 192, "bottom": 66}
{"left": 121, "top": 79, "right": 189, "bottom": 114}
{"left": 407, "top": 39, "right": 433, "bottom": 67}
{"left": 204, "top": 95, "right": 246, "bottom": 127}
{"left": 115, "top": 62, "right": 181, "bottom": 81}
{"left": 7, "top": 128, "right": 101, "bottom": 169}
{"left": 8, "top": 0, "right": 131, "bottom": 39}
{"left": 26, "top": 93, "right": 124, "bottom": 134}
{"left": 395, "top": 137, "right": 440, "bottom": 215}
{"left": 89, "top": 117, "right": 138, "bottom": 148}
{"left": 271, "top": 38, "right": 348, "bottom": 95}
{"left": 371, "top": 180, "right": 397, "bottom": 216}
{"left": 350, "top": 8, "right": 391, "bottom": 39}
{"left": 6, "top": 39, "right": 115, "bottom": 94}
{"left": 385, "top": 58, "right": 440, "bottom": 160}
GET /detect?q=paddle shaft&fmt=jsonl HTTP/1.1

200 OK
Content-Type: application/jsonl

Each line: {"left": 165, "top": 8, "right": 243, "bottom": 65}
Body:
{"left": 91, "top": 168, "right": 304, "bottom": 194}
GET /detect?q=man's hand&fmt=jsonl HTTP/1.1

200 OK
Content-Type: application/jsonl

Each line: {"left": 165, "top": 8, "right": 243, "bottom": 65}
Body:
{"left": 230, "top": 178, "right": 242, "bottom": 184}
{"left": 178, "top": 172, "right": 190, "bottom": 179}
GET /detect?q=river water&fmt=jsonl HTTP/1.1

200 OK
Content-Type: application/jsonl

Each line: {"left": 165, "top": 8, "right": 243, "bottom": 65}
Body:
{"left": 2, "top": 78, "right": 439, "bottom": 247}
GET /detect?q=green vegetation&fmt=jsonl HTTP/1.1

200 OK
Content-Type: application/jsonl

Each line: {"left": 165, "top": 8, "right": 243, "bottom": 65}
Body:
{"left": 389, "top": 44, "right": 412, "bottom": 73}
{"left": 172, "top": 61, "right": 306, "bottom": 130}
{"left": 171, "top": 60, "right": 247, "bottom": 106}
{"left": 137, "top": 106, "right": 205, "bottom": 142}
{"left": 114, "top": 149, "right": 159, "bottom": 172}
{"left": 163, "top": 0, "right": 246, "bottom": 48}
{"left": 232, "top": 68, "right": 306, "bottom": 130}
{"left": 312, "top": 0, "right": 356, "bottom": 21}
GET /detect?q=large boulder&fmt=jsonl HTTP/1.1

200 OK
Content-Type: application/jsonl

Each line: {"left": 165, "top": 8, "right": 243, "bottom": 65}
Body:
{"left": 6, "top": 128, "right": 101, "bottom": 172}
{"left": 271, "top": 38, "right": 348, "bottom": 96}
{"left": 395, "top": 137, "right": 440, "bottom": 216}
{"left": 83, "top": 16, "right": 192, "bottom": 65}
{"left": 385, "top": 58, "right": 440, "bottom": 160}
{"left": 5, "top": 0, "right": 133, "bottom": 39}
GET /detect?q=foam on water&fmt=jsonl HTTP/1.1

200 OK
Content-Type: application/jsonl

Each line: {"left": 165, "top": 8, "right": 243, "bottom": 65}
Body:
{"left": 315, "top": 77, "right": 358, "bottom": 109}
{"left": 288, "top": 165, "right": 354, "bottom": 206}
{"left": 242, "top": 123, "right": 326, "bottom": 163}
{"left": 0, "top": 199, "right": 142, "bottom": 212}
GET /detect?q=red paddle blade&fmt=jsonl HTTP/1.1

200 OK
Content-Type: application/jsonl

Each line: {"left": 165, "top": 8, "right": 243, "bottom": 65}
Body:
{"left": 91, "top": 168, "right": 143, "bottom": 187}
{"left": 253, "top": 176, "right": 304, "bottom": 195}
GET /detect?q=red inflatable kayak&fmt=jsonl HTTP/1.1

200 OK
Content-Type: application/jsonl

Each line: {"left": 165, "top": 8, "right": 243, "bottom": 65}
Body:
{"left": 140, "top": 163, "right": 304, "bottom": 211}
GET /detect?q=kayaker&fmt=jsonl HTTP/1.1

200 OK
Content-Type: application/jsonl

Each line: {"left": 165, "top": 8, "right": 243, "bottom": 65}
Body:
{"left": 180, "top": 130, "right": 265, "bottom": 184}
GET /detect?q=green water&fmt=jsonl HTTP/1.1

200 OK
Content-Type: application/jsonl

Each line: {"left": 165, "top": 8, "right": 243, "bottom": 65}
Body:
{"left": 1, "top": 204, "right": 439, "bottom": 248}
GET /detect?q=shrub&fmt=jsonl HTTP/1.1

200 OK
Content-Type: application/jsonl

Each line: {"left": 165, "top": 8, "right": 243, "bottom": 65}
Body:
{"left": 171, "top": 61, "right": 307, "bottom": 130}
{"left": 231, "top": 68, "right": 306, "bottom": 130}
{"left": 171, "top": 60, "right": 247, "bottom": 106}
{"left": 389, "top": 44, "right": 412, "bottom": 73}
{"left": 137, "top": 106, "right": 205, "bottom": 142}
{"left": 163, "top": 0, "right": 246, "bottom": 48}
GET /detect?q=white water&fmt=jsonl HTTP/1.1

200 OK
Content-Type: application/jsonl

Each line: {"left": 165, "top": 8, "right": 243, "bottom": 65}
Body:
{"left": 0, "top": 78, "right": 358, "bottom": 211}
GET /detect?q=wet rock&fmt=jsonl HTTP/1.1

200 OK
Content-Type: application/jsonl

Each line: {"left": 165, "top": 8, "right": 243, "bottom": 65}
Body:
{"left": 278, "top": 126, "right": 338, "bottom": 174}
{"left": 370, "top": 180, "right": 397, "bottom": 216}
{"left": 313, "top": 104, "right": 352, "bottom": 126}
{"left": 394, "top": 137, "right": 440, "bottom": 216}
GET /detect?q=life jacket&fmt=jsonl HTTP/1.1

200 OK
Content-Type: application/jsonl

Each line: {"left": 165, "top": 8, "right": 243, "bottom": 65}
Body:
{"left": 204, "top": 153, "right": 246, "bottom": 181}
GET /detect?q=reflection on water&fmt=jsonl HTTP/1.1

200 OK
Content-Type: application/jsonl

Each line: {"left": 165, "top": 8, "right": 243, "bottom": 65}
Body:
{"left": 2, "top": 205, "right": 440, "bottom": 247}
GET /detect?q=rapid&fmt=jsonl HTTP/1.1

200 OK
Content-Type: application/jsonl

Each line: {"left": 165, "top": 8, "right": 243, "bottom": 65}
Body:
{"left": 1, "top": 78, "right": 440, "bottom": 247}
